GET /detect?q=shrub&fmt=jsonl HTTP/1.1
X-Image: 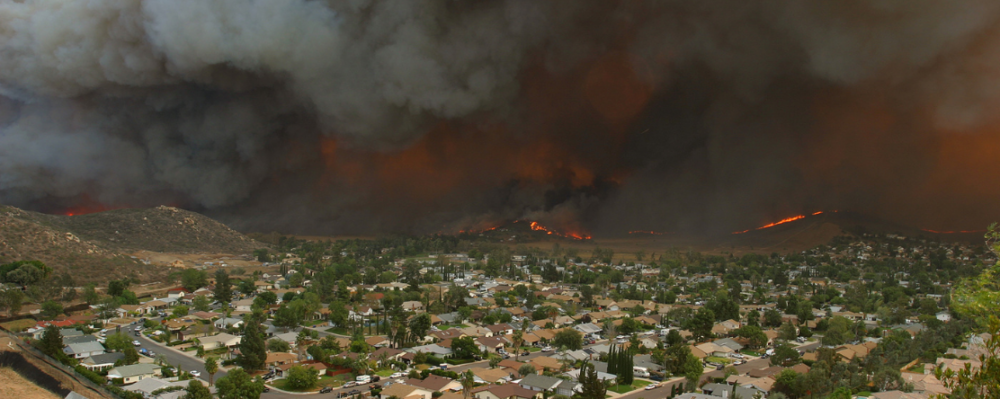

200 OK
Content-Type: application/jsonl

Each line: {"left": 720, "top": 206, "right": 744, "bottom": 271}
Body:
{"left": 74, "top": 365, "right": 105, "bottom": 385}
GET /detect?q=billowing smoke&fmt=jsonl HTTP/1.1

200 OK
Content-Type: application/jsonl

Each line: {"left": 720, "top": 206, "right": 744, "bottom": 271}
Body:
{"left": 2, "top": 0, "right": 1000, "bottom": 235}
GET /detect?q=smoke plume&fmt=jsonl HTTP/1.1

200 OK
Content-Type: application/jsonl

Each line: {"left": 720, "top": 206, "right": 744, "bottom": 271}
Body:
{"left": 2, "top": 0, "right": 1000, "bottom": 235}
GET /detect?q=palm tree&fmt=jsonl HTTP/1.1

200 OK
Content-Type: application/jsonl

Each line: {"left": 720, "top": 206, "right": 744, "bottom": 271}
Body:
{"left": 205, "top": 356, "right": 218, "bottom": 386}
{"left": 512, "top": 329, "right": 525, "bottom": 361}
{"left": 460, "top": 370, "right": 476, "bottom": 399}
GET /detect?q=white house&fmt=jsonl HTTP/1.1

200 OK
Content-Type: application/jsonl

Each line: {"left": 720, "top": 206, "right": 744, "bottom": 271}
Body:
{"left": 63, "top": 341, "right": 106, "bottom": 359}
{"left": 199, "top": 333, "right": 242, "bottom": 350}
{"left": 107, "top": 364, "right": 161, "bottom": 384}
{"left": 214, "top": 318, "right": 244, "bottom": 330}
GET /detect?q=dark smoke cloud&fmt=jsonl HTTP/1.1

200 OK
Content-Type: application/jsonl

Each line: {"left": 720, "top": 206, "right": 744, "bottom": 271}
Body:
{"left": 1, "top": 0, "right": 999, "bottom": 235}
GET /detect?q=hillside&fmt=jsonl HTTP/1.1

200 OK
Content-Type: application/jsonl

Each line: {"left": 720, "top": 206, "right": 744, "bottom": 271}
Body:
{"left": 0, "top": 205, "right": 266, "bottom": 283}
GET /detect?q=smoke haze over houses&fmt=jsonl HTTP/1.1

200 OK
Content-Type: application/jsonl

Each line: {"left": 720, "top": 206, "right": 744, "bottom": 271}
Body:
{"left": 1, "top": 0, "right": 999, "bottom": 235}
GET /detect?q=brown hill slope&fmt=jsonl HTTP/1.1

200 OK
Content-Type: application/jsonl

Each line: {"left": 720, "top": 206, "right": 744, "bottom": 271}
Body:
{"left": 0, "top": 205, "right": 265, "bottom": 283}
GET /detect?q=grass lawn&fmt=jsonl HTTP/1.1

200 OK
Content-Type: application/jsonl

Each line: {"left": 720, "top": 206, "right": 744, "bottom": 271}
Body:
{"left": 325, "top": 327, "right": 351, "bottom": 335}
{"left": 375, "top": 369, "right": 395, "bottom": 377}
{"left": 438, "top": 324, "right": 470, "bottom": 329}
{"left": 0, "top": 319, "right": 37, "bottom": 332}
{"left": 742, "top": 350, "right": 761, "bottom": 356}
{"left": 706, "top": 356, "right": 732, "bottom": 364}
{"left": 526, "top": 347, "right": 541, "bottom": 352}
{"left": 608, "top": 380, "right": 652, "bottom": 394}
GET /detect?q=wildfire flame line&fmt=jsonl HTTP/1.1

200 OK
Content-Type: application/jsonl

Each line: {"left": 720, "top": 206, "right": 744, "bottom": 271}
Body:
{"left": 733, "top": 214, "right": 807, "bottom": 234}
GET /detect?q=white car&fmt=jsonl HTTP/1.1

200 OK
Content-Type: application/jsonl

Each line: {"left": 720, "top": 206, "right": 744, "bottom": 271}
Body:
{"left": 542, "top": 346, "right": 553, "bottom": 352}
{"left": 645, "top": 383, "right": 659, "bottom": 391}
{"left": 343, "top": 381, "right": 356, "bottom": 388}
{"left": 190, "top": 370, "right": 201, "bottom": 377}
{"left": 132, "top": 340, "right": 141, "bottom": 346}
{"left": 390, "top": 372, "right": 406, "bottom": 378}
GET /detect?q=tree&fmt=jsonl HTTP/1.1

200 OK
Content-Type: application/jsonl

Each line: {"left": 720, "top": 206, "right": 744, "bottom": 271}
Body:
{"left": 451, "top": 336, "right": 480, "bottom": 360}
{"left": 237, "top": 320, "right": 267, "bottom": 372}
{"left": 408, "top": 313, "right": 431, "bottom": 343}
{"left": 205, "top": 357, "right": 219, "bottom": 386}
{"left": 6, "top": 264, "right": 46, "bottom": 286}
{"left": 258, "top": 291, "right": 278, "bottom": 305}
{"left": 40, "top": 300, "right": 63, "bottom": 319}
{"left": 689, "top": 308, "right": 715, "bottom": 342}
{"left": 273, "top": 303, "right": 303, "bottom": 330}
{"left": 192, "top": 295, "right": 211, "bottom": 312}
{"left": 553, "top": 328, "right": 584, "bottom": 350}
{"left": 578, "top": 362, "right": 606, "bottom": 399}
{"left": 106, "top": 333, "right": 132, "bottom": 352}
{"left": 82, "top": 283, "right": 99, "bottom": 305}
{"left": 214, "top": 270, "right": 232, "bottom": 303}
{"left": 267, "top": 338, "right": 291, "bottom": 352}
{"left": 37, "top": 324, "right": 63, "bottom": 358}
{"left": 764, "top": 309, "right": 783, "bottom": 328}
{"left": 778, "top": 322, "right": 798, "bottom": 341}
{"left": 215, "top": 368, "right": 265, "bottom": 399}
{"left": 0, "top": 286, "right": 24, "bottom": 316}
{"left": 518, "top": 364, "right": 536, "bottom": 376}
{"left": 286, "top": 365, "right": 320, "bottom": 390}
{"left": 123, "top": 346, "right": 140, "bottom": 365}
{"left": 770, "top": 343, "right": 800, "bottom": 367}
{"left": 181, "top": 269, "right": 209, "bottom": 292}
{"left": 512, "top": 329, "right": 525, "bottom": 361}
{"left": 173, "top": 305, "right": 190, "bottom": 317}
{"left": 734, "top": 325, "right": 767, "bottom": 349}
{"left": 460, "top": 370, "right": 476, "bottom": 399}
{"left": 683, "top": 355, "right": 703, "bottom": 392}
{"left": 108, "top": 278, "right": 130, "bottom": 297}
{"left": 183, "top": 380, "right": 212, "bottom": 399}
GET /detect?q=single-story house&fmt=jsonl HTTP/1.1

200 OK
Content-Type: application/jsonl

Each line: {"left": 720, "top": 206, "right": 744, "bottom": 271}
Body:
{"left": 80, "top": 352, "right": 125, "bottom": 371}
{"left": 107, "top": 363, "right": 161, "bottom": 384}
{"left": 472, "top": 384, "right": 542, "bottom": 399}
{"left": 63, "top": 341, "right": 106, "bottom": 359}
{"left": 406, "top": 374, "right": 462, "bottom": 392}
{"left": 380, "top": 384, "right": 434, "bottom": 399}
{"left": 198, "top": 333, "right": 242, "bottom": 350}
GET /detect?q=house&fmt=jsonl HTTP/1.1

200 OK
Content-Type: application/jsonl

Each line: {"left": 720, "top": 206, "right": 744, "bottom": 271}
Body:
{"left": 406, "top": 374, "right": 462, "bottom": 392}
{"left": 486, "top": 324, "right": 515, "bottom": 336}
{"left": 470, "top": 367, "right": 512, "bottom": 384}
{"left": 519, "top": 374, "right": 562, "bottom": 392}
{"left": 370, "top": 347, "right": 406, "bottom": 365}
{"left": 712, "top": 338, "right": 744, "bottom": 352}
{"left": 701, "top": 383, "right": 759, "bottom": 399}
{"left": 124, "top": 377, "right": 195, "bottom": 399}
{"left": 107, "top": 363, "right": 161, "bottom": 384}
{"left": 214, "top": 318, "right": 244, "bottom": 329}
{"left": 63, "top": 334, "right": 100, "bottom": 346}
{"left": 233, "top": 299, "right": 255, "bottom": 312}
{"left": 528, "top": 356, "right": 562, "bottom": 372}
{"left": 695, "top": 342, "right": 733, "bottom": 357}
{"left": 198, "top": 333, "right": 242, "bottom": 350}
{"left": 380, "top": 384, "right": 434, "bottom": 399}
{"left": 80, "top": 352, "right": 125, "bottom": 371}
{"left": 166, "top": 288, "right": 190, "bottom": 298}
{"left": 476, "top": 336, "right": 507, "bottom": 353}
{"left": 471, "top": 384, "right": 542, "bottom": 399}
{"left": 573, "top": 323, "right": 602, "bottom": 336}
{"left": 265, "top": 352, "right": 297, "bottom": 366}
{"left": 406, "top": 344, "right": 453, "bottom": 357}
{"left": 402, "top": 301, "right": 425, "bottom": 313}
{"left": 63, "top": 341, "right": 106, "bottom": 359}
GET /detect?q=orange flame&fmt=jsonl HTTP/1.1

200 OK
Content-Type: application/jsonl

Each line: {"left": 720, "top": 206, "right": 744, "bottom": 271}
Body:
{"left": 526, "top": 221, "right": 591, "bottom": 240}
{"left": 811, "top": 211, "right": 823, "bottom": 216}
{"left": 733, "top": 215, "right": 806, "bottom": 234}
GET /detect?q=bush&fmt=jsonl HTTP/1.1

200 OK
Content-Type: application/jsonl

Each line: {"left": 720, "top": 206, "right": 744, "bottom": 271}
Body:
{"left": 74, "top": 365, "right": 105, "bottom": 385}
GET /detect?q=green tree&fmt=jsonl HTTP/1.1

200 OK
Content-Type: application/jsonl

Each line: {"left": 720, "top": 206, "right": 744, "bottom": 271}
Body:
{"left": 205, "top": 357, "right": 219, "bottom": 386}
{"left": 408, "top": 313, "right": 431, "bottom": 343}
{"left": 451, "top": 336, "right": 480, "bottom": 360}
{"left": 37, "top": 324, "right": 63, "bottom": 358}
{"left": 577, "top": 361, "right": 606, "bottom": 399}
{"left": 553, "top": 328, "right": 584, "bottom": 350}
{"left": 106, "top": 332, "right": 132, "bottom": 352}
{"left": 682, "top": 355, "right": 703, "bottom": 392}
{"left": 460, "top": 370, "right": 476, "bottom": 399}
{"left": 512, "top": 329, "right": 525, "bottom": 361}
{"left": 192, "top": 295, "right": 211, "bottom": 312}
{"left": 181, "top": 269, "right": 209, "bottom": 292}
{"left": 285, "top": 365, "right": 319, "bottom": 390}
{"left": 518, "top": 364, "right": 536, "bottom": 376}
{"left": 123, "top": 346, "right": 140, "bottom": 365}
{"left": 215, "top": 368, "right": 265, "bottom": 399}
{"left": 0, "top": 286, "right": 24, "bottom": 316}
{"left": 183, "top": 380, "right": 212, "bottom": 399}
{"left": 267, "top": 338, "right": 291, "bottom": 352}
{"left": 236, "top": 320, "right": 267, "bottom": 372}
{"left": 689, "top": 308, "right": 715, "bottom": 342}
{"left": 770, "top": 343, "right": 800, "bottom": 367}
{"left": 173, "top": 305, "right": 190, "bottom": 317}
{"left": 82, "top": 283, "right": 99, "bottom": 305}
{"left": 779, "top": 322, "right": 798, "bottom": 341}
{"left": 763, "top": 309, "right": 783, "bottom": 327}
{"left": 214, "top": 270, "right": 232, "bottom": 303}
{"left": 40, "top": 300, "right": 63, "bottom": 319}
{"left": 107, "top": 278, "right": 130, "bottom": 297}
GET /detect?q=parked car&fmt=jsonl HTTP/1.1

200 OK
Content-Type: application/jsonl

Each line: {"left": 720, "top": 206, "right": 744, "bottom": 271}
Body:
{"left": 343, "top": 381, "right": 356, "bottom": 388}
{"left": 262, "top": 387, "right": 270, "bottom": 393}
{"left": 542, "top": 346, "right": 553, "bottom": 352}
{"left": 522, "top": 351, "right": 530, "bottom": 356}
{"left": 132, "top": 340, "right": 141, "bottom": 346}
{"left": 190, "top": 371, "right": 201, "bottom": 377}
{"left": 319, "top": 387, "right": 333, "bottom": 394}
{"left": 390, "top": 372, "right": 406, "bottom": 378}
{"left": 645, "top": 383, "right": 659, "bottom": 390}
{"left": 349, "top": 389, "right": 361, "bottom": 395}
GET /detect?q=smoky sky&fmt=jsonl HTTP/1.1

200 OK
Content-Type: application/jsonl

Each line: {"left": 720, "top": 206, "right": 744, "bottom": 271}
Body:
{"left": 1, "top": 0, "right": 1000, "bottom": 235}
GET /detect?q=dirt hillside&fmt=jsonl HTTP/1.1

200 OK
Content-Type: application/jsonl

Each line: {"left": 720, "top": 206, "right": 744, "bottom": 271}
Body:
{"left": 0, "top": 205, "right": 266, "bottom": 283}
